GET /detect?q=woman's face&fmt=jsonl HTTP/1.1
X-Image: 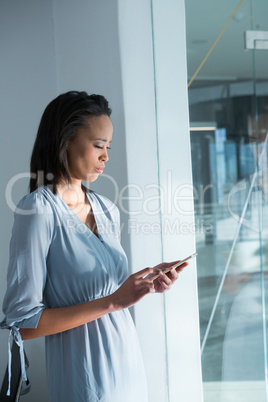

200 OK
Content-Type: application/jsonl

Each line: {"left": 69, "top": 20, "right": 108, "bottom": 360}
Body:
{"left": 66, "top": 115, "right": 113, "bottom": 183}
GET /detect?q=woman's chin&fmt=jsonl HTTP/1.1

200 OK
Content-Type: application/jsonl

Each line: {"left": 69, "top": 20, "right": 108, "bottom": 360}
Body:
{"left": 84, "top": 173, "right": 99, "bottom": 183}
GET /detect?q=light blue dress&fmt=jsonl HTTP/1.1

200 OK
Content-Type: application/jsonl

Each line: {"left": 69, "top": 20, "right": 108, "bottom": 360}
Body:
{"left": 0, "top": 186, "right": 148, "bottom": 402}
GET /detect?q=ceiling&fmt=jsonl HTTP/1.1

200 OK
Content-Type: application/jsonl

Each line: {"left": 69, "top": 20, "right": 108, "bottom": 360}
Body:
{"left": 185, "top": 0, "right": 268, "bottom": 86}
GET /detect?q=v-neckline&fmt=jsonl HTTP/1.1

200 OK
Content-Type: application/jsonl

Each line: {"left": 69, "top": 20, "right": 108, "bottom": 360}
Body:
{"left": 50, "top": 188, "right": 103, "bottom": 242}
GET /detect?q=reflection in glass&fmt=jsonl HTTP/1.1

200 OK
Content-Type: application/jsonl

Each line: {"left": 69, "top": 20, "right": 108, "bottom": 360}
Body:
{"left": 185, "top": 0, "right": 268, "bottom": 400}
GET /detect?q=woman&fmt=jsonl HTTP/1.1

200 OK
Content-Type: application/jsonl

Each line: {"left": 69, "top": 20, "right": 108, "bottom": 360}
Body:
{"left": 1, "top": 91, "right": 187, "bottom": 402}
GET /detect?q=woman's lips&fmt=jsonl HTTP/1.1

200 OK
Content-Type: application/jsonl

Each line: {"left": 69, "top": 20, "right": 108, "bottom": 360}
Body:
{"left": 95, "top": 167, "right": 104, "bottom": 174}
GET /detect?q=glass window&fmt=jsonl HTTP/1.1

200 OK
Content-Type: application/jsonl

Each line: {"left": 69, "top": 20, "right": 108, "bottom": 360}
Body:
{"left": 185, "top": 0, "right": 268, "bottom": 400}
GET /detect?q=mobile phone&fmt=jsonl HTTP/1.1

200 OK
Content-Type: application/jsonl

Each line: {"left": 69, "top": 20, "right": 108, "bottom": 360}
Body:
{"left": 152, "top": 252, "right": 198, "bottom": 280}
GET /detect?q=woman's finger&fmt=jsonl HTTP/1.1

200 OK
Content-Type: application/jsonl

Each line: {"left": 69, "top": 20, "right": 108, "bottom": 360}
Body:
{"left": 135, "top": 267, "right": 160, "bottom": 279}
{"left": 158, "top": 271, "right": 173, "bottom": 286}
{"left": 154, "top": 260, "right": 180, "bottom": 270}
{"left": 175, "top": 261, "right": 189, "bottom": 272}
{"left": 140, "top": 280, "right": 156, "bottom": 293}
{"left": 157, "top": 277, "right": 172, "bottom": 292}
{"left": 167, "top": 266, "right": 179, "bottom": 282}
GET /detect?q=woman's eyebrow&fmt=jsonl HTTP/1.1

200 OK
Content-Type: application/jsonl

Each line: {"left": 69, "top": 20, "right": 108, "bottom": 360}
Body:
{"left": 94, "top": 138, "right": 112, "bottom": 143}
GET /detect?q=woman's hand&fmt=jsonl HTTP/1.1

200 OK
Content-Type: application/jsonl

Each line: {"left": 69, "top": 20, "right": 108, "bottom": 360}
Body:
{"left": 150, "top": 260, "right": 189, "bottom": 293}
{"left": 110, "top": 261, "right": 189, "bottom": 311}
{"left": 110, "top": 267, "right": 160, "bottom": 310}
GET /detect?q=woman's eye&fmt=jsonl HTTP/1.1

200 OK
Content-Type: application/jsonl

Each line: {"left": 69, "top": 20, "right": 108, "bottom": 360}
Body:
{"left": 94, "top": 145, "right": 111, "bottom": 150}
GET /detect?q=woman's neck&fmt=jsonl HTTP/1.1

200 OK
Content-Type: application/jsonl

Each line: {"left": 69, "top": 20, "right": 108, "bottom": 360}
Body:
{"left": 56, "top": 181, "right": 87, "bottom": 206}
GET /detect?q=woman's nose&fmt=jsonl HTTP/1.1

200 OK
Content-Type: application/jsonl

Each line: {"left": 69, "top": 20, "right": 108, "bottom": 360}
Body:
{"left": 100, "top": 149, "right": 109, "bottom": 162}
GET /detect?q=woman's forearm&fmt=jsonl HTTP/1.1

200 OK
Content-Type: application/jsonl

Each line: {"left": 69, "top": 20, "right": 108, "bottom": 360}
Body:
{"left": 20, "top": 294, "right": 116, "bottom": 340}
{"left": 19, "top": 265, "right": 175, "bottom": 340}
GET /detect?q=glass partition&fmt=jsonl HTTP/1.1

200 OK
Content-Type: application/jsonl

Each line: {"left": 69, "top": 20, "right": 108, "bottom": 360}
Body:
{"left": 185, "top": 0, "right": 268, "bottom": 400}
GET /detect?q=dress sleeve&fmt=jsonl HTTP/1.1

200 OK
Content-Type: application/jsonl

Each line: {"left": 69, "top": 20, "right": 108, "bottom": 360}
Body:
{"left": 1, "top": 191, "right": 54, "bottom": 329}
{"left": 0, "top": 191, "right": 54, "bottom": 395}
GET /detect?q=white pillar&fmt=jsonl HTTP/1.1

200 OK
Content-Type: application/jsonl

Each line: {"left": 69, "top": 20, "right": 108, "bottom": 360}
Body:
{"left": 118, "top": 0, "right": 203, "bottom": 400}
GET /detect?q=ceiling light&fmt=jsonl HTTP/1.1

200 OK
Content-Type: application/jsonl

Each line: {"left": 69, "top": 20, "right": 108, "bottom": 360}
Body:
{"left": 190, "top": 127, "right": 216, "bottom": 131}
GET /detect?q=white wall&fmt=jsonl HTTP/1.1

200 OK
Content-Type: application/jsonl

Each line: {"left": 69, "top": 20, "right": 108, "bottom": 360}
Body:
{"left": 0, "top": 1, "right": 203, "bottom": 401}
{"left": 0, "top": 1, "right": 128, "bottom": 401}
{"left": 0, "top": 1, "right": 57, "bottom": 401}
